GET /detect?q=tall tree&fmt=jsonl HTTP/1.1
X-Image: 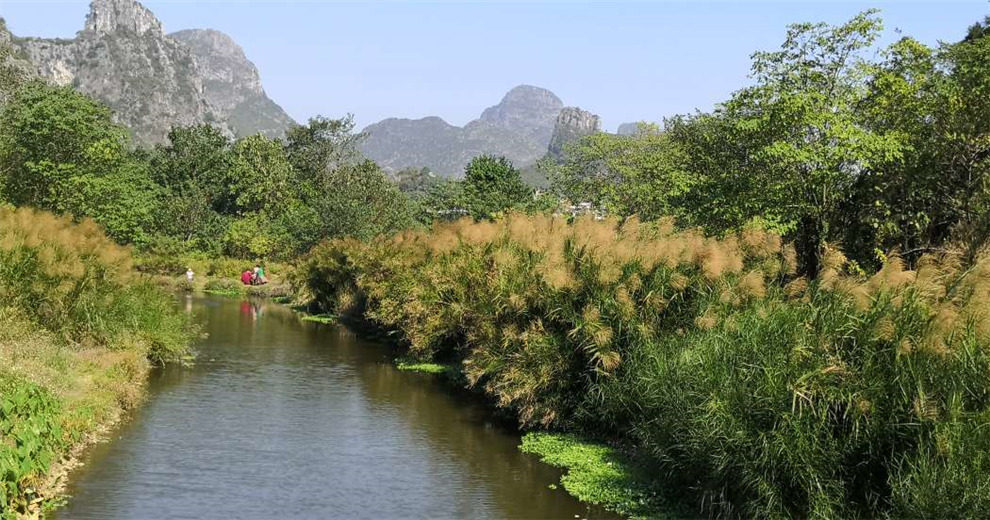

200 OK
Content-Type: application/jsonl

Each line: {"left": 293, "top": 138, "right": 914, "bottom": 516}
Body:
{"left": 545, "top": 126, "right": 693, "bottom": 221}
{"left": 463, "top": 155, "right": 532, "bottom": 219}
{"left": 285, "top": 115, "right": 365, "bottom": 183}
{"left": 724, "top": 10, "right": 901, "bottom": 275}
{"left": 230, "top": 134, "right": 294, "bottom": 214}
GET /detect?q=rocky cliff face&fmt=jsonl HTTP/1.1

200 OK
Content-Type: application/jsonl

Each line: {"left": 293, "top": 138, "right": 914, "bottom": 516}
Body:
{"left": 9, "top": 0, "right": 293, "bottom": 144}
{"left": 0, "top": 18, "right": 35, "bottom": 104}
{"left": 360, "top": 85, "right": 567, "bottom": 177}
{"left": 170, "top": 29, "right": 294, "bottom": 139}
{"left": 548, "top": 107, "right": 601, "bottom": 159}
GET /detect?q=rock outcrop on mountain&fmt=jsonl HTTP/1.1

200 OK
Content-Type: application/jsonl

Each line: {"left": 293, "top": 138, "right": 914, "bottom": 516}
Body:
{"left": 360, "top": 85, "right": 566, "bottom": 177}
{"left": 8, "top": 0, "right": 293, "bottom": 144}
{"left": 0, "top": 19, "right": 35, "bottom": 104}
{"left": 548, "top": 107, "right": 601, "bottom": 159}
{"left": 170, "top": 29, "right": 294, "bottom": 139}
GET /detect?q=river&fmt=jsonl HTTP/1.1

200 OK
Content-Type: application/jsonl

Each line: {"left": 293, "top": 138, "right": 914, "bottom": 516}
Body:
{"left": 54, "top": 295, "right": 618, "bottom": 519}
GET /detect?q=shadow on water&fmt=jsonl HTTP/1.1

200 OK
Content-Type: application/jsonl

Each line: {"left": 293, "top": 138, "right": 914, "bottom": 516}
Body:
{"left": 53, "top": 295, "right": 620, "bottom": 519}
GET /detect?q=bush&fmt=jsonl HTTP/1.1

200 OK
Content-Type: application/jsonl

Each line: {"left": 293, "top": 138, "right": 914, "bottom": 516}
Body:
{"left": 0, "top": 373, "right": 65, "bottom": 516}
{"left": 297, "top": 212, "right": 990, "bottom": 518}
{"left": 0, "top": 207, "right": 193, "bottom": 362}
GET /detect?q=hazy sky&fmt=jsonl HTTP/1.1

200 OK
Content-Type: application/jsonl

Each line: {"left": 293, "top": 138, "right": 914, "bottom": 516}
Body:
{"left": 2, "top": 1, "right": 987, "bottom": 131}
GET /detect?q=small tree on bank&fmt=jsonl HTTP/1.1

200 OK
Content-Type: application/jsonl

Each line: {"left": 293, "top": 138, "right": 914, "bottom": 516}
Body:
{"left": 462, "top": 154, "right": 532, "bottom": 220}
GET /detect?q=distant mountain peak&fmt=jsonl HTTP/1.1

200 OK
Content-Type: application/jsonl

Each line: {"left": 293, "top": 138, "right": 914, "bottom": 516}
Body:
{"left": 85, "top": 0, "right": 163, "bottom": 36}
{"left": 478, "top": 84, "right": 563, "bottom": 136}
{"left": 361, "top": 85, "right": 589, "bottom": 178}
{"left": 9, "top": 0, "right": 294, "bottom": 144}
{"left": 484, "top": 85, "right": 562, "bottom": 113}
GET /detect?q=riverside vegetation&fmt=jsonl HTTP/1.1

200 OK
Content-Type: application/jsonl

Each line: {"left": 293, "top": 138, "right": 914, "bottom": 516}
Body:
{"left": 2, "top": 8, "right": 990, "bottom": 520}
{"left": 297, "top": 213, "right": 990, "bottom": 518}
{"left": 0, "top": 208, "right": 194, "bottom": 517}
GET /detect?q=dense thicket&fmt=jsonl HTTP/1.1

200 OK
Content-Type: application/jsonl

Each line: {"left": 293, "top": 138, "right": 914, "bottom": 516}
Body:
{"left": 0, "top": 80, "right": 417, "bottom": 260}
{"left": 299, "top": 213, "right": 990, "bottom": 518}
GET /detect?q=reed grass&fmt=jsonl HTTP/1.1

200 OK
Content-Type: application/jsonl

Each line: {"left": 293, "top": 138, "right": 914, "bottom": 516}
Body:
{"left": 297, "top": 212, "right": 990, "bottom": 518}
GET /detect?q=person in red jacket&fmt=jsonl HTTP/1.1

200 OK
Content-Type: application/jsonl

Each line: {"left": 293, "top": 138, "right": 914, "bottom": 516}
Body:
{"left": 240, "top": 269, "right": 253, "bottom": 285}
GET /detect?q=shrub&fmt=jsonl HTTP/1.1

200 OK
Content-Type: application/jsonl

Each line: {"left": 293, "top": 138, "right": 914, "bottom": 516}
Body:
{"left": 0, "top": 373, "right": 65, "bottom": 516}
{"left": 204, "top": 278, "right": 243, "bottom": 294}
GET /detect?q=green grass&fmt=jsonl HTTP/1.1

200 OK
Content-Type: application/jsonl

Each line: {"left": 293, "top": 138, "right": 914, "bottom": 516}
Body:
{"left": 520, "top": 432, "right": 667, "bottom": 519}
{"left": 395, "top": 361, "right": 452, "bottom": 375}
{"left": 301, "top": 314, "right": 337, "bottom": 324}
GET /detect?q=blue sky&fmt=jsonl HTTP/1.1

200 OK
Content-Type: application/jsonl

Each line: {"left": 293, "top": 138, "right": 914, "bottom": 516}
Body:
{"left": 2, "top": 1, "right": 987, "bottom": 131}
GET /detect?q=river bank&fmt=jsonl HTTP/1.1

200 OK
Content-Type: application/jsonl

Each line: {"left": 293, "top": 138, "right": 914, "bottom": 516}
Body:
{"left": 0, "top": 208, "right": 195, "bottom": 519}
{"left": 0, "top": 313, "right": 151, "bottom": 518}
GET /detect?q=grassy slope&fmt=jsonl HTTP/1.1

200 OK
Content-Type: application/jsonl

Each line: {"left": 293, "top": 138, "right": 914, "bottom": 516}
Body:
{"left": 0, "top": 311, "right": 151, "bottom": 517}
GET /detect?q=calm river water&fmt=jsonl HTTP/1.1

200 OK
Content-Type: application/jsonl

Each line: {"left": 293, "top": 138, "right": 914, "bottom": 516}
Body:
{"left": 54, "top": 295, "right": 618, "bottom": 519}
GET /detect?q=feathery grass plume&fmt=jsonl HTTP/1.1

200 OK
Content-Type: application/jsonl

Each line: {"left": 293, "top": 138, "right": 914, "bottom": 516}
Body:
{"left": 694, "top": 310, "right": 718, "bottom": 330}
{"left": 669, "top": 272, "right": 690, "bottom": 291}
{"left": 737, "top": 269, "right": 767, "bottom": 299}
{"left": 782, "top": 243, "right": 799, "bottom": 275}
{"left": 298, "top": 211, "right": 990, "bottom": 518}
{"left": 615, "top": 286, "right": 635, "bottom": 320}
{"left": 741, "top": 226, "right": 783, "bottom": 258}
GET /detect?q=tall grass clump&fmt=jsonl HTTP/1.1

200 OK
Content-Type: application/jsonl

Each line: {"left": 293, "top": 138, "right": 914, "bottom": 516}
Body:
{"left": 299, "top": 213, "right": 791, "bottom": 427}
{"left": 298, "top": 212, "right": 990, "bottom": 518}
{"left": 0, "top": 207, "right": 190, "bottom": 363}
{"left": 0, "top": 207, "right": 194, "bottom": 516}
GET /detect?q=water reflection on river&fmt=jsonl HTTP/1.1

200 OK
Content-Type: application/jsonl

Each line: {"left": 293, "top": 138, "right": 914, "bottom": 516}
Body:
{"left": 55, "top": 295, "right": 618, "bottom": 519}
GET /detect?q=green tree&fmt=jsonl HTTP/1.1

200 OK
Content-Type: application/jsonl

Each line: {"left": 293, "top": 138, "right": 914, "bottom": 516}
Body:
{"left": 840, "top": 37, "right": 945, "bottom": 266}
{"left": 64, "top": 160, "right": 162, "bottom": 245}
{"left": 964, "top": 15, "right": 990, "bottom": 43}
{"left": 230, "top": 134, "right": 294, "bottom": 214}
{"left": 306, "top": 160, "right": 415, "bottom": 241}
{"left": 0, "top": 81, "right": 128, "bottom": 212}
{"left": 545, "top": 126, "right": 693, "bottom": 221}
{"left": 462, "top": 155, "right": 532, "bottom": 219}
{"left": 394, "top": 167, "right": 440, "bottom": 196}
{"left": 285, "top": 115, "right": 365, "bottom": 183}
{"left": 723, "top": 10, "right": 901, "bottom": 275}
{"left": 936, "top": 22, "right": 990, "bottom": 257}
{"left": 150, "top": 124, "right": 235, "bottom": 213}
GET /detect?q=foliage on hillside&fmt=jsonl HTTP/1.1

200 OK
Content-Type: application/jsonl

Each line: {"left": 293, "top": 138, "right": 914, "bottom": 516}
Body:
{"left": 0, "top": 88, "right": 415, "bottom": 262}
